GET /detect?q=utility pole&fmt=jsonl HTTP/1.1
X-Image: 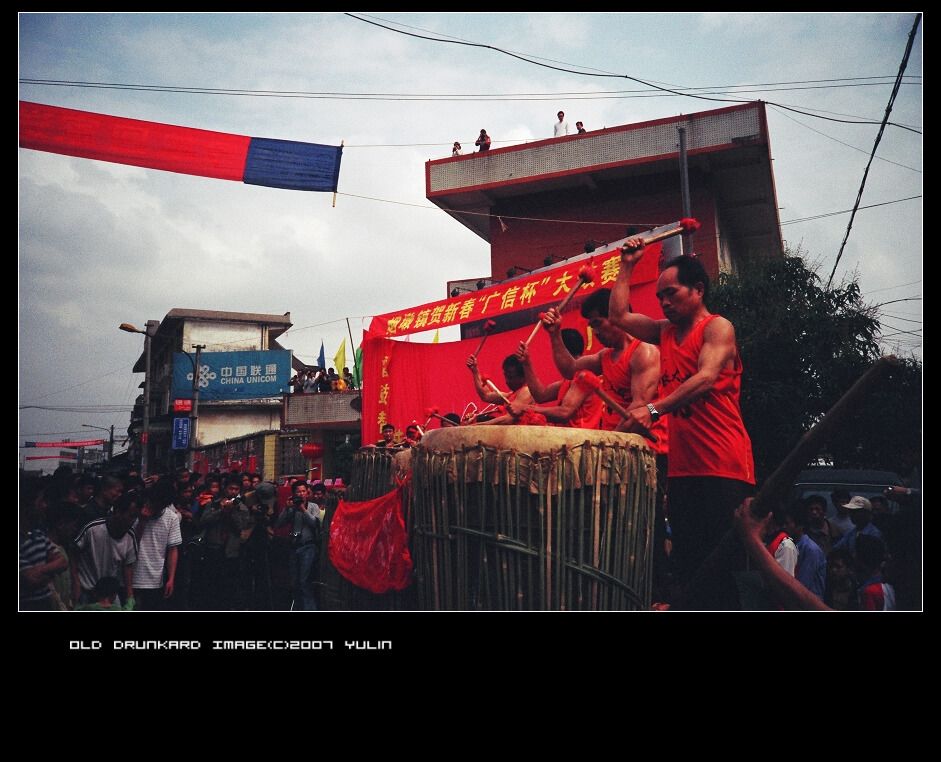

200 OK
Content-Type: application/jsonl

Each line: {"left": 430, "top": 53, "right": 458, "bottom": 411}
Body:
{"left": 82, "top": 423, "right": 116, "bottom": 464}
{"left": 190, "top": 344, "right": 205, "bottom": 469}
{"left": 678, "top": 125, "right": 694, "bottom": 256}
{"left": 119, "top": 319, "right": 159, "bottom": 478}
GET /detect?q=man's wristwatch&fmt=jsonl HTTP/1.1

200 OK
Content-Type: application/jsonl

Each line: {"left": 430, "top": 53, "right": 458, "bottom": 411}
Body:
{"left": 646, "top": 403, "right": 661, "bottom": 422}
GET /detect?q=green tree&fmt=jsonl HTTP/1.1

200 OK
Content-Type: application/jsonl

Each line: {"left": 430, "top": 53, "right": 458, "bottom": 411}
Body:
{"left": 709, "top": 250, "right": 921, "bottom": 480}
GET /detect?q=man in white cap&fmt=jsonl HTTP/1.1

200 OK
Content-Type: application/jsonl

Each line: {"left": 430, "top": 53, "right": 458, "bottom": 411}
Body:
{"left": 832, "top": 496, "right": 884, "bottom": 557}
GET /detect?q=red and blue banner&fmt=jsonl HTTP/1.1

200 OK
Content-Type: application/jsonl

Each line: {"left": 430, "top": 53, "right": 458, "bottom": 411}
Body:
{"left": 19, "top": 101, "right": 342, "bottom": 192}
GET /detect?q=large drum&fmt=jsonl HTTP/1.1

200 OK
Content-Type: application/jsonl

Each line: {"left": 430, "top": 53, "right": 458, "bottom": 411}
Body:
{"left": 411, "top": 427, "right": 656, "bottom": 611}
{"left": 347, "top": 447, "right": 398, "bottom": 501}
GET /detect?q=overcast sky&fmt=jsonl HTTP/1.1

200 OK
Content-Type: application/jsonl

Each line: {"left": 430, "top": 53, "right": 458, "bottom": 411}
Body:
{"left": 18, "top": 12, "right": 922, "bottom": 467}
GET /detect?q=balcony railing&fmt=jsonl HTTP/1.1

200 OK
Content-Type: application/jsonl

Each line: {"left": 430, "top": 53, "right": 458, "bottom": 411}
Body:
{"left": 428, "top": 103, "right": 764, "bottom": 195}
{"left": 284, "top": 390, "right": 362, "bottom": 427}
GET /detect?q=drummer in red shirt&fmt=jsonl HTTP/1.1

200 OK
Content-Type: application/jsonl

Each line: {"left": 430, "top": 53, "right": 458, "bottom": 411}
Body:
{"left": 609, "top": 242, "right": 755, "bottom": 609}
{"left": 508, "top": 328, "right": 603, "bottom": 429}
{"left": 540, "top": 289, "right": 668, "bottom": 448}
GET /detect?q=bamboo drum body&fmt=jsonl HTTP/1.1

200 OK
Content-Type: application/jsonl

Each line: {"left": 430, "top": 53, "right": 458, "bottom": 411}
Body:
{"left": 410, "top": 427, "right": 656, "bottom": 610}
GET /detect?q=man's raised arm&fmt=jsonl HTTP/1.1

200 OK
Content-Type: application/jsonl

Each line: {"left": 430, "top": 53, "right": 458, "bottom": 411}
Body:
{"left": 609, "top": 239, "right": 664, "bottom": 344}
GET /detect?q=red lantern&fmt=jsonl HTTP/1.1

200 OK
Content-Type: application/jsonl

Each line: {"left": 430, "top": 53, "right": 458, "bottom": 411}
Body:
{"left": 301, "top": 442, "right": 324, "bottom": 459}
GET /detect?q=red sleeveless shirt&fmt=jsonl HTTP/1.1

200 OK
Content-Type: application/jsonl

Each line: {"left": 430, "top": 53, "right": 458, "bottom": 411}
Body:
{"left": 599, "top": 340, "right": 669, "bottom": 454}
{"left": 659, "top": 314, "right": 754, "bottom": 483}
{"left": 555, "top": 379, "right": 603, "bottom": 430}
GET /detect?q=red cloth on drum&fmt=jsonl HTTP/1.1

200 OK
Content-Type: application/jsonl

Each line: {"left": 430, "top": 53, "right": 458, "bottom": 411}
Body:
{"left": 517, "top": 410, "right": 548, "bottom": 426}
{"left": 328, "top": 486, "right": 414, "bottom": 593}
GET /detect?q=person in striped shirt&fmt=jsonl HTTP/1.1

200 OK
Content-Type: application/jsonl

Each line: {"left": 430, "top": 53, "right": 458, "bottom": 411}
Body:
{"left": 71, "top": 491, "right": 140, "bottom": 606}
{"left": 20, "top": 480, "right": 68, "bottom": 610}
{"left": 132, "top": 481, "right": 183, "bottom": 611}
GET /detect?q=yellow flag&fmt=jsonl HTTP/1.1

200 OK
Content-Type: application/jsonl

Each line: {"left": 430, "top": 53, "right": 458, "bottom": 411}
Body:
{"left": 333, "top": 338, "right": 346, "bottom": 374}
{"left": 432, "top": 329, "right": 440, "bottom": 344}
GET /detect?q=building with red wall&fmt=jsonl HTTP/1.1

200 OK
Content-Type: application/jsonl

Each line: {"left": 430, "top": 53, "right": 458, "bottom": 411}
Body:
{"left": 426, "top": 102, "right": 783, "bottom": 287}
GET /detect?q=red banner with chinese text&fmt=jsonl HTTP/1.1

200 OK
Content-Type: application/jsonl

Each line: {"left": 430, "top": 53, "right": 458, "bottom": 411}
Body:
{"left": 368, "top": 237, "right": 663, "bottom": 338}
{"left": 360, "top": 278, "right": 659, "bottom": 442}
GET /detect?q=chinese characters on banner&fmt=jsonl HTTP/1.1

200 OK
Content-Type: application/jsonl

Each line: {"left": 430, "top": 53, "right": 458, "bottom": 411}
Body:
{"left": 369, "top": 237, "right": 663, "bottom": 338}
{"left": 359, "top": 287, "right": 661, "bottom": 443}
{"left": 375, "top": 351, "right": 393, "bottom": 434}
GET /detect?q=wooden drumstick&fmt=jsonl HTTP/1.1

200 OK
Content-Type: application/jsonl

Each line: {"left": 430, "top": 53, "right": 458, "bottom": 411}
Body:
{"left": 483, "top": 377, "right": 513, "bottom": 406}
{"left": 424, "top": 407, "right": 460, "bottom": 427}
{"left": 621, "top": 217, "right": 701, "bottom": 253}
{"left": 471, "top": 319, "right": 498, "bottom": 360}
{"left": 524, "top": 265, "right": 594, "bottom": 348}
{"left": 574, "top": 370, "right": 658, "bottom": 443}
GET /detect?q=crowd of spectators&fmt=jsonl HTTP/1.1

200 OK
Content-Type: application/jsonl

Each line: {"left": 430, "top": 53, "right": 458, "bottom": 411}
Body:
{"left": 451, "top": 111, "right": 591, "bottom": 158}
{"left": 290, "top": 366, "right": 357, "bottom": 393}
{"left": 19, "top": 465, "right": 346, "bottom": 611}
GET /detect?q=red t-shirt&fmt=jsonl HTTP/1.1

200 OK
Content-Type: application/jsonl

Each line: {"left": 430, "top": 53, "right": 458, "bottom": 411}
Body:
{"left": 659, "top": 314, "right": 754, "bottom": 483}
{"left": 598, "top": 340, "right": 669, "bottom": 454}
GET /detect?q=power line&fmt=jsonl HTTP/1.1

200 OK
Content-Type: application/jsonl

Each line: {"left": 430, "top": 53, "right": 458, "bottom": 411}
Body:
{"left": 880, "top": 313, "right": 922, "bottom": 324}
{"left": 878, "top": 334, "right": 922, "bottom": 347}
{"left": 22, "top": 330, "right": 291, "bottom": 407}
{"left": 354, "top": 13, "right": 926, "bottom": 104}
{"left": 20, "top": 364, "right": 134, "bottom": 404}
{"left": 879, "top": 323, "right": 922, "bottom": 338}
{"left": 20, "top": 405, "right": 135, "bottom": 412}
{"left": 21, "top": 80, "right": 920, "bottom": 132}
{"left": 279, "top": 316, "right": 372, "bottom": 338}
{"left": 866, "top": 279, "right": 922, "bottom": 295}
{"left": 19, "top": 77, "right": 920, "bottom": 102}
{"left": 345, "top": 13, "right": 922, "bottom": 135}
{"left": 336, "top": 191, "right": 663, "bottom": 227}
{"left": 770, "top": 105, "right": 922, "bottom": 173}
{"left": 341, "top": 186, "right": 917, "bottom": 236}
{"left": 874, "top": 297, "right": 922, "bottom": 308}
{"left": 825, "top": 13, "right": 921, "bottom": 290}
{"left": 768, "top": 101, "right": 920, "bottom": 131}
{"left": 780, "top": 195, "right": 921, "bottom": 226}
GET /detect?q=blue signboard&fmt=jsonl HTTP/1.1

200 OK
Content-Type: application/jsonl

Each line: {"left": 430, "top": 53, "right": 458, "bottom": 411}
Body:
{"left": 172, "top": 417, "right": 190, "bottom": 450}
{"left": 172, "top": 350, "right": 292, "bottom": 401}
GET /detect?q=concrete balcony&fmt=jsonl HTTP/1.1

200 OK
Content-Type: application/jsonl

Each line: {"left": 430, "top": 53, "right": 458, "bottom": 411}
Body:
{"left": 426, "top": 102, "right": 774, "bottom": 248}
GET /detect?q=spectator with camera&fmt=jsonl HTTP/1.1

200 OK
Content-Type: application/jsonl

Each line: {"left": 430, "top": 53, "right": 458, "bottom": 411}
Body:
{"left": 239, "top": 482, "right": 279, "bottom": 610}
{"left": 274, "top": 480, "right": 322, "bottom": 610}
{"left": 198, "top": 475, "right": 251, "bottom": 609}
